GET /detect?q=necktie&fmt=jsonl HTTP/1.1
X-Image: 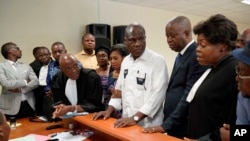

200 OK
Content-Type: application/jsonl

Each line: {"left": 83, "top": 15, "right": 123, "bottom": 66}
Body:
{"left": 173, "top": 53, "right": 182, "bottom": 70}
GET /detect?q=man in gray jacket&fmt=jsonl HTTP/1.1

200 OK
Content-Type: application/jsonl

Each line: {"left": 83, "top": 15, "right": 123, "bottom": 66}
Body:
{"left": 0, "top": 42, "right": 39, "bottom": 119}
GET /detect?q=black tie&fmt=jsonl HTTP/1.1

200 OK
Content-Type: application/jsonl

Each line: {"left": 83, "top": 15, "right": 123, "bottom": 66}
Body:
{"left": 173, "top": 53, "right": 182, "bottom": 71}
{"left": 175, "top": 53, "right": 182, "bottom": 66}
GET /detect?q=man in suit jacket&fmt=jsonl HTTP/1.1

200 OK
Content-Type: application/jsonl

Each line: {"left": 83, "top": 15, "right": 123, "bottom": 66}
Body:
{"left": 34, "top": 46, "right": 53, "bottom": 116}
{"left": 52, "top": 53, "right": 104, "bottom": 119}
{"left": 143, "top": 16, "right": 207, "bottom": 138}
{"left": 30, "top": 46, "right": 42, "bottom": 77}
{"left": 30, "top": 46, "right": 43, "bottom": 115}
{"left": 0, "top": 42, "right": 39, "bottom": 119}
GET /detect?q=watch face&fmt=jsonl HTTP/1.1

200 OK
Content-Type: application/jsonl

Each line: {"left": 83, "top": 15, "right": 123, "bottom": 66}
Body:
{"left": 134, "top": 116, "right": 139, "bottom": 121}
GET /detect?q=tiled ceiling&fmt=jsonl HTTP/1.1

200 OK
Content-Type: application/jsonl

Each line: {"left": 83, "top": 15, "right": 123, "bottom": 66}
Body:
{"left": 111, "top": 0, "right": 250, "bottom": 25}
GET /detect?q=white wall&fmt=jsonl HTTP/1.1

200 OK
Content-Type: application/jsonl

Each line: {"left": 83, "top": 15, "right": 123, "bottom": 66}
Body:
{"left": 0, "top": 0, "right": 249, "bottom": 74}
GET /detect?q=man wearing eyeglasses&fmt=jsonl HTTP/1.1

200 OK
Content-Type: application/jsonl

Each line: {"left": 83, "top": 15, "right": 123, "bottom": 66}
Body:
{"left": 232, "top": 41, "right": 250, "bottom": 124}
{"left": 218, "top": 41, "right": 250, "bottom": 141}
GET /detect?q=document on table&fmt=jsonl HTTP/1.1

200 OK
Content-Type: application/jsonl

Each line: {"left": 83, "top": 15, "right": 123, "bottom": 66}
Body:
{"left": 49, "top": 130, "right": 93, "bottom": 141}
{"left": 10, "top": 134, "right": 49, "bottom": 141}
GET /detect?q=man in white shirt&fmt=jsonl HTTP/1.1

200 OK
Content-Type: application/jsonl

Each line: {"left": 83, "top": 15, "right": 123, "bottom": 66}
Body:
{"left": 93, "top": 23, "right": 169, "bottom": 128}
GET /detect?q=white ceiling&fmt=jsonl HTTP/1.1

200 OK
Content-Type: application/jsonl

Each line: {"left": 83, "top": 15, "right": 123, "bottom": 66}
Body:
{"left": 111, "top": 0, "right": 250, "bottom": 25}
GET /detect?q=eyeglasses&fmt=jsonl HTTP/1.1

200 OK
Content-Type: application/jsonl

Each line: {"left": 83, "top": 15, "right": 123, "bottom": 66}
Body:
{"left": 235, "top": 66, "right": 250, "bottom": 79}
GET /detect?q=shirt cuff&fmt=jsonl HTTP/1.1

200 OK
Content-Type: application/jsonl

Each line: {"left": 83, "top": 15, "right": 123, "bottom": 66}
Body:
{"left": 109, "top": 98, "right": 122, "bottom": 110}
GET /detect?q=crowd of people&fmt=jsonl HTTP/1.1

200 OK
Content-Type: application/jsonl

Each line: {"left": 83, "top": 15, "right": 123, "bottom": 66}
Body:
{"left": 0, "top": 13, "right": 250, "bottom": 141}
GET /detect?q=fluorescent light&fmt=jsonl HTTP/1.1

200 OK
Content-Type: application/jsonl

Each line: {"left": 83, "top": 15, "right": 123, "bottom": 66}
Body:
{"left": 241, "top": 0, "right": 250, "bottom": 5}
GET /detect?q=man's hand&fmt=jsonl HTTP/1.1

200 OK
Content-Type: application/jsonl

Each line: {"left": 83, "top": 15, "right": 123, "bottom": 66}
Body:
{"left": 92, "top": 106, "right": 115, "bottom": 120}
{"left": 143, "top": 126, "right": 165, "bottom": 133}
{"left": 220, "top": 124, "right": 230, "bottom": 141}
{"left": 8, "top": 88, "right": 19, "bottom": 93}
{"left": 26, "top": 78, "right": 31, "bottom": 83}
{"left": 92, "top": 111, "right": 111, "bottom": 120}
{"left": 52, "top": 104, "right": 71, "bottom": 119}
{"left": 114, "top": 117, "right": 137, "bottom": 128}
{"left": 111, "top": 89, "right": 121, "bottom": 98}
{"left": 45, "top": 89, "right": 53, "bottom": 98}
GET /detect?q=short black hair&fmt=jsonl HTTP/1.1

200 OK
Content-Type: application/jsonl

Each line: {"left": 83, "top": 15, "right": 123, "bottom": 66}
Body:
{"left": 32, "top": 46, "right": 41, "bottom": 57}
{"left": 1, "top": 42, "right": 16, "bottom": 59}
{"left": 109, "top": 43, "right": 129, "bottom": 57}
{"left": 193, "top": 14, "right": 238, "bottom": 50}
{"left": 51, "top": 41, "right": 65, "bottom": 48}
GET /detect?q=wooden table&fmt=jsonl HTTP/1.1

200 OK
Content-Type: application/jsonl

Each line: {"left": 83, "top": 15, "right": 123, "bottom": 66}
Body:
{"left": 74, "top": 114, "right": 184, "bottom": 141}
{"left": 10, "top": 115, "right": 184, "bottom": 141}
{"left": 9, "top": 118, "right": 65, "bottom": 139}
{"left": 9, "top": 118, "right": 101, "bottom": 141}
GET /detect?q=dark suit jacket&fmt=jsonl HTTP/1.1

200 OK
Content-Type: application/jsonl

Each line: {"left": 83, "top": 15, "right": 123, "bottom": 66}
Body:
{"left": 30, "top": 59, "right": 45, "bottom": 115}
{"left": 162, "top": 42, "right": 207, "bottom": 138}
{"left": 188, "top": 55, "right": 238, "bottom": 139}
{"left": 30, "top": 60, "right": 42, "bottom": 77}
{"left": 51, "top": 68, "right": 104, "bottom": 112}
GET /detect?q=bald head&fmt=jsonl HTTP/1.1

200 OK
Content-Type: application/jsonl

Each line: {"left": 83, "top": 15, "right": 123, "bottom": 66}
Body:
{"left": 124, "top": 22, "right": 146, "bottom": 59}
{"left": 236, "top": 28, "right": 250, "bottom": 48}
{"left": 59, "top": 54, "right": 80, "bottom": 80}
{"left": 59, "top": 54, "right": 75, "bottom": 65}
{"left": 166, "top": 16, "right": 193, "bottom": 52}
{"left": 125, "top": 22, "right": 146, "bottom": 38}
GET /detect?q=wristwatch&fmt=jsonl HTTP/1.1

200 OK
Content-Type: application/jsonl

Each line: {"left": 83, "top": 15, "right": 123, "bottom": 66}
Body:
{"left": 133, "top": 115, "right": 139, "bottom": 122}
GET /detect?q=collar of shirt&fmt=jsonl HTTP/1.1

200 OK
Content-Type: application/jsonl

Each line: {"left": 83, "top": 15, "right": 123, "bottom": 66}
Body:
{"left": 7, "top": 60, "right": 17, "bottom": 66}
{"left": 7, "top": 60, "right": 16, "bottom": 65}
{"left": 179, "top": 40, "right": 195, "bottom": 55}
{"left": 80, "top": 49, "right": 96, "bottom": 56}
{"left": 128, "top": 48, "right": 149, "bottom": 61}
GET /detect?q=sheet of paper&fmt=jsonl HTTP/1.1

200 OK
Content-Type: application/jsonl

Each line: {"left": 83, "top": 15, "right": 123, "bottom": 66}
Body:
{"left": 10, "top": 134, "right": 48, "bottom": 141}
{"left": 10, "top": 135, "right": 35, "bottom": 141}
{"left": 50, "top": 131, "right": 89, "bottom": 141}
{"left": 30, "top": 134, "right": 49, "bottom": 141}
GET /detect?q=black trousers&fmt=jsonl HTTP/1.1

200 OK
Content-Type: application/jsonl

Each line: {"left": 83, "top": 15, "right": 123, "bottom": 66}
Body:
{"left": 34, "top": 86, "right": 46, "bottom": 115}
{"left": 5, "top": 100, "right": 35, "bottom": 120}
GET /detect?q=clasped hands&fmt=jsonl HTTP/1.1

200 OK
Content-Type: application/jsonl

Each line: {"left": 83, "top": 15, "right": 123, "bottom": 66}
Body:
{"left": 52, "top": 104, "right": 71, "bottom": 119}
